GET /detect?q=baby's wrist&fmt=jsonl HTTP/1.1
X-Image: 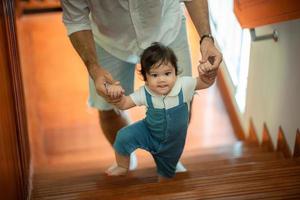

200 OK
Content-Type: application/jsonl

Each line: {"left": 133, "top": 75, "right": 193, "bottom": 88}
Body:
{"left": 200, "top": 74, "right": 211, "bottom": 84}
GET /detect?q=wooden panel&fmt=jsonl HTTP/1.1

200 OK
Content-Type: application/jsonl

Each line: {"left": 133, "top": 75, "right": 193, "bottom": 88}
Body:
{"left": 0, "top": 0, "right": 30, "bottom": 199}
{"left": 234, "top": 0, "right": 300, "bottom": 28}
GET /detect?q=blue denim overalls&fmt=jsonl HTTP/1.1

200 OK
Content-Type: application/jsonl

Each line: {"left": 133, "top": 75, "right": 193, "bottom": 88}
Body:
{"left": 114, "top": 87, "right": 189, "bottom": 177}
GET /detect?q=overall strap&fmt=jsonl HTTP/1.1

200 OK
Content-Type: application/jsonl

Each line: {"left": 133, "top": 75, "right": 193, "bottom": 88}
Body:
{"left": 144, "top": 87, "right": 154, "bottom": 108}
{"left": 178, "top": 88, "right": 184, "bottom": 104}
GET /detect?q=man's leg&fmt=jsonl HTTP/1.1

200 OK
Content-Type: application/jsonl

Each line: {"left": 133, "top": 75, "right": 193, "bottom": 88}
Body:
{"left": 98, "top": 109, "right": 130, "bottom": 146}
{"left": 89, "top": 44, "right": 137, "bottom": 169}
{"left": 98, "top": 110, "right": 138, "bottom": 170}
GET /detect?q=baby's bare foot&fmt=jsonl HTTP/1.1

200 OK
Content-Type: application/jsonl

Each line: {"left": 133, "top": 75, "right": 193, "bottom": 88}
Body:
{"left": 105, "top": 164, "right": 128, "bottom": 176}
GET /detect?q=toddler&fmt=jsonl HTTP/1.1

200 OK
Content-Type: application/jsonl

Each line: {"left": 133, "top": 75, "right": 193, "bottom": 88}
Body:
{"left": 105, "top": 42, "right": 217, "bottom": 180}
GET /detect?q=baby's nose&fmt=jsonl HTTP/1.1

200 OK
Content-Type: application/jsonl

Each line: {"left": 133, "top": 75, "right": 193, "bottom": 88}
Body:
{"left": 157, "top": 76, "right": 165, "bottom": 81}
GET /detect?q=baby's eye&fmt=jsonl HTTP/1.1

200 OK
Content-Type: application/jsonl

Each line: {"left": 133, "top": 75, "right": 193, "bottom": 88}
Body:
{"left": 165, "top": 72, "right": 171, "bottom": 76}
{"left": 151, "top": 74, "right": 158, "bottom": 78}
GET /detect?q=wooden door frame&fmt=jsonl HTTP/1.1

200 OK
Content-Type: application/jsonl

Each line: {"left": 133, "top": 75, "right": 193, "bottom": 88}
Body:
{"left": 0, "top": 0, "right": 31, "bottom": 199}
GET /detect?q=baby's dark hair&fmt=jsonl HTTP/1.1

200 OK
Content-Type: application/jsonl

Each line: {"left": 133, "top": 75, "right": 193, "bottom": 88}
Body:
{"left": 140, "top": 42, "right": 178, "bottom": 81}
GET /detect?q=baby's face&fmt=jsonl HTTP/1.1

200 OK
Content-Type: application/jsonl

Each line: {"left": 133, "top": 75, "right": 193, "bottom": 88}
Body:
{"left": 145, "top": 62, "right": 177, "bottom": 95}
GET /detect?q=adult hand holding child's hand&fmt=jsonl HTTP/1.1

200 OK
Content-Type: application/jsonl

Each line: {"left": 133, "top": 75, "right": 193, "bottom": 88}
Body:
{"left": 104, "top": 82, "right": 125, "bottom": 103}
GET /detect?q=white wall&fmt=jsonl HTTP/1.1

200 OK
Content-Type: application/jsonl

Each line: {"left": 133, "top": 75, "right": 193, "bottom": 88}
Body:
{"left": 242, "top": 19, "right": 300, "bottom": 153}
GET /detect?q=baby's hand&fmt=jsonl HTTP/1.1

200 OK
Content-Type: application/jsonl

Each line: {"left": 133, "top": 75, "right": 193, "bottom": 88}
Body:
{"left": 198, "top": 61, "right": 218, "bottom": 80}
{"left": 105, "top": 82, "right": 125, "bottom": 100}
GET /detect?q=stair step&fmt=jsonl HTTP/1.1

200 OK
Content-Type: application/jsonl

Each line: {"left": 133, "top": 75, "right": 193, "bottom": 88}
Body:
{"left": 32, "top": 165, "right": 300, "bottom": 200}
{"left": 31, "top": 158, "right": 300, "bottom": 199}
{"left": 33, "top": 143, "right": 281, "bottom": 180}
{"left": 182, "top": 150, "right": 284, "bottom": 165}
{"left": 34, "top": 141, "right": 268, "bottom": 174}
{"left": 31, "top": 141, "right": 300, "bottom": 200}
{"left": 32, "top": 147, "right": 286, "bottom": 185}
{"left": 140, "top": 185, "right": 300, "bottom": 200}
{"left": 94, "top": 166, "right": 300, "bottom": 200}
{"left": 184, "top": 141, "right": 269, "bottom": 156}
{"left": 130, "top": 157, "right": 300, "bottom": 183}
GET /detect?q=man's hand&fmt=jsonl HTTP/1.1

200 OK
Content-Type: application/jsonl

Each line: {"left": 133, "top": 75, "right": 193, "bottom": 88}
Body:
{"left": 89, "top": 65, "right": 115, "bottom": 97}
{"left": 200, "top": 39, "right": 222, "bottom": 72}
{"left": 88, "top": 64, "right": 123, "bottom": 104}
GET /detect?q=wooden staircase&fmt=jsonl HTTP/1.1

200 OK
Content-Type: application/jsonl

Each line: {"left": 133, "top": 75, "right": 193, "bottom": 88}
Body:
{"left": 31, "top": 142, "right": 300, "bottom": 200}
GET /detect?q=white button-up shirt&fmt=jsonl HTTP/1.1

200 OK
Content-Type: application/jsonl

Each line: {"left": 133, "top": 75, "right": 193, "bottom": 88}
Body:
{"left": 61, "top": 0, "right": 191, "bottom": 63}
{"left": 130, "top": 76, "right": 197, "bottom": 110}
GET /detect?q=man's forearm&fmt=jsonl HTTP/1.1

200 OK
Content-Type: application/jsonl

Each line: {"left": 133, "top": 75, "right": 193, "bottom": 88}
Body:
{"left": 69, "top": 30, "right": 99, "bottom": 80}
{"left": 184, "top": 0, "right": 211, "bottom": 37}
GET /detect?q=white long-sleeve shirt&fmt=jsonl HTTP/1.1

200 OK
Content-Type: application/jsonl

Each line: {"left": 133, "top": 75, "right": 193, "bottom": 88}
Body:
{"left": 61, "top": 0, "right": 191, "bottom": 63}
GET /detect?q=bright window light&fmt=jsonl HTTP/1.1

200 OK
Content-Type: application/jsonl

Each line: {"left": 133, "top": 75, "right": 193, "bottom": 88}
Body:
{"left": 208, "top": 0, "right": 251, "bottom": 113}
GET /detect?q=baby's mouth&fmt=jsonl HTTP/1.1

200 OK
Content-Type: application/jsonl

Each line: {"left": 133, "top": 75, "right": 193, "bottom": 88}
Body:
{"left": 158, "top": 85, "right": 168, "bottom": 89}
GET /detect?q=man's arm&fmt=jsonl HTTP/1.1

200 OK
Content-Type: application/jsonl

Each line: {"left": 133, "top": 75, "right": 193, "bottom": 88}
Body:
{"left": 69, "top": 30, "right": 99, "bottom": 80}
{"left": 61, "top": 0, "right": 115, "bottom": 98}
{"left": 61, "top": 0, "right": 101, "bottom": 81}
{"left": 184, "top": 0, "right": 222, "bottom": 71}
{"left": 184, "top": 0, "right": 210, "bottom": 38}
{"left": 69, "top": 30, "right": 115, "bottom": 98}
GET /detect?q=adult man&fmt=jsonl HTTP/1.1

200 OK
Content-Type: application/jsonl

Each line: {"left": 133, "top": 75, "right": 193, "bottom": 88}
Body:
{"left": 61, "top": 0, "right": 222, "bottom": 171}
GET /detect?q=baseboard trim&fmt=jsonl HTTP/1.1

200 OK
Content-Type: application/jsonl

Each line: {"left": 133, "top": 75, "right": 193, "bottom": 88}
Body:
{"left": 277, "top": 127, "right": 292, "bottom": 158}
{"left": 261, "top": 124, "right": 274, "bottom": 152}
{"left": 216, "top": 69, "right": 299, "bottom": 157}
{"left": 247, "top": 119, "right": 259, "bottom": 145}
{"left": 294, "top": 129, "right": 300, "bottom": 157}
{"left": 217, "top": 69, "right": 245, "bottom": 140}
